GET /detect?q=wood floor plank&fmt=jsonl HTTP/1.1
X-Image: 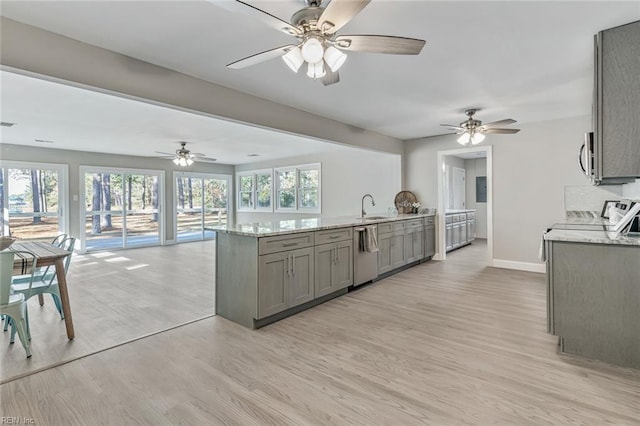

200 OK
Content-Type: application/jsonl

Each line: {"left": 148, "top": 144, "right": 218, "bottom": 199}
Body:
{"left": 1, "top": 240, "right": 638, "bottom": 424}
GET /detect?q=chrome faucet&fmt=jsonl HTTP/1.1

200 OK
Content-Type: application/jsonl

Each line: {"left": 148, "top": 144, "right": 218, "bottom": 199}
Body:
{"left": 361, "top": 194, "right": 375, "bottom": 218}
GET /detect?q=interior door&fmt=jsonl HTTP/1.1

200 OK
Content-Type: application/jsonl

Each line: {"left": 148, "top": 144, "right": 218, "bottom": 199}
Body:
{"left": 453, "top": 167, "right": 466, "bottom": 210}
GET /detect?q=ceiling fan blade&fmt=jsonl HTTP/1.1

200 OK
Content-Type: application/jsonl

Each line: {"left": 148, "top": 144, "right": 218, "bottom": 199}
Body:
{"left": 195, "top": 157, "right": 217, "bottom": 163}
{"left": 483, "top": 128, "right": 521, "bottom": 134}
{"left": 440, "top": 124, "right": 463, "bottom": 130}
{"left": 227, "top": 44, "right": 297, "bottom": 69}
{"left": 317, "top": 0, "right": 371, "bottom": 35}
{"left": 154, "top": 150, "right": 175, "bottom": 156}
{"left": 481, "top": 118, "right": 517, "bottom": 128}
{"left": 215, "top": 0, "right": 302, "bottom": 36}
{"left": 334, "top": 35, "right": 425, "bottom": 54}
{"left": 321, "top": 66, "right": 340, "bottom": 86}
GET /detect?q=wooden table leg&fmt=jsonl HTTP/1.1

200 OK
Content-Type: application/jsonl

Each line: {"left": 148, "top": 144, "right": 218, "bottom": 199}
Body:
{"left": 55, "top": 257, "right": 75, "bottom": 340}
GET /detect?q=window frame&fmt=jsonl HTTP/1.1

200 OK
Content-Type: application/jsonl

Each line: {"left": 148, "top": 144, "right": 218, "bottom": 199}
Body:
{"left": 274, "top": 163, "right": 321, "bottom": 214}
{"left": 236, "top": 171, "right": 255, "bottom": 212}
{"left": 253, "top": 169, "right": 274, "bottom": 212}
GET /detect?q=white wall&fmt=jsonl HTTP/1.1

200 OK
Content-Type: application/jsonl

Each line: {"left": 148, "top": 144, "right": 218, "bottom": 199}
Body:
{"left": 235, "top": 149, "right": 402, "bottom": 223}
{"left": 623, "top": 179, "right": 640, "bottom": 198}
{"left": 404, "top": 115, "right": 592, "bottom": 268}
{"left": 464, "top": 158, "right": 488, "bottom": 238}
{"left": 0, "top": 143, "right": 234, "bottom": 242}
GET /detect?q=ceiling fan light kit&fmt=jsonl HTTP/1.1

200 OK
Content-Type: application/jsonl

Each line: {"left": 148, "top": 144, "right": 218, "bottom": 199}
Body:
{"left": 155, "top": 141, "right": 217, "bottom": 166}
{"left": 224, "top": 0, "right": 426, "bottom": 85}
{"left": 442, "top": 108, "right": 520, "bottom": 147}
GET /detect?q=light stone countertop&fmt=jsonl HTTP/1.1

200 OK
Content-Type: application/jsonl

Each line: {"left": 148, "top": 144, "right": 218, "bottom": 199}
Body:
{"left": 544, "top": 229, "right": 640, "bottom": 246}
{"left": 445, "top": 209, "right": 476, "bottom": 214}
{"left": 213, "top": 213, "right": 435, "bottom": 237}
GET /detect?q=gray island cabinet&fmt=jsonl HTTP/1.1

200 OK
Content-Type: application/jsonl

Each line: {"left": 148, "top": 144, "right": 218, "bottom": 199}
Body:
{"left": 544, "top": 229, "right": 640, "bottom": 369}
{"left": 216, "top": 214, "right": 436, "bottom": 328}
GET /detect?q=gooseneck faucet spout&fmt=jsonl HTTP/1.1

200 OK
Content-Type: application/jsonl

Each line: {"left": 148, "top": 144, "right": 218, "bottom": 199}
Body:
{"left": 361, "top": 194, "right": 376, "bottom": 218}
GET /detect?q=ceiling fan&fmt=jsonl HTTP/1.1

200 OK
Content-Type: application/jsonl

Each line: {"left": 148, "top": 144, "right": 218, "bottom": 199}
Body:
{"left": 155, "top": 142, "right": 217, "bottom": 167}
{"left": 219, "top": 0, "right": 426, "bottom": 86}
{"left": 440, "top": 109, "right": 521, "bottom": 146}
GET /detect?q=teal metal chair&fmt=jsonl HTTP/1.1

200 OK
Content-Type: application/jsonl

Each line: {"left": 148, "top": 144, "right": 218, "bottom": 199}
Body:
{"left": 1, "top": 250, "right": 36, "bottom": 358}
{"left": 12, "top": 236, "right": 76, "bottom": 320}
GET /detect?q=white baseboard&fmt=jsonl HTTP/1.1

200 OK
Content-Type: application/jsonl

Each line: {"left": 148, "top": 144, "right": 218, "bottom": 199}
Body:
{"left": 491, "top": 259, "right": 545, "bottom": 274}
{"left": 164, "top": 239, "right": 177, "bottom": 245}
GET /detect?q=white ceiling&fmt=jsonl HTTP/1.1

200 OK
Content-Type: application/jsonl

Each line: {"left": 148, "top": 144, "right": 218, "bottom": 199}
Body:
{"left": 0, "top": 70, "right": 353, "bottom": 164}
{"left": 1, "top": 1, "right": 639, "bottom": 162}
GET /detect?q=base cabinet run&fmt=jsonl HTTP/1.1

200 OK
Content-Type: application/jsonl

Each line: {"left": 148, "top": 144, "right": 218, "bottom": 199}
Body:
{"left": 546, "top": 240, "right": 640, "bottom": 369}
{"left": 445, "top": 211, "right": 475, "bottom": 252}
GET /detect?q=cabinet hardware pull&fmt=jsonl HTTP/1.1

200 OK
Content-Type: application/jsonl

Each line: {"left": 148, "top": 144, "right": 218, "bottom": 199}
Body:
{"left": 329, "top": 235, "right": 340, "bottom": 239}
{"left": 286, "top": 254, "right": 291, "bottom": 276}
{"left": 291, "top": 254, "right": 295, "bottom": 276}
{"left": 282, "top": 242, "right": 298, "bottom": 247}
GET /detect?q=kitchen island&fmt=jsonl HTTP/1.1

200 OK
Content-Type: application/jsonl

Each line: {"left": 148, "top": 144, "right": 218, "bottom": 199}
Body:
{"left": 215, "top": 214, "right": 435, "bottom": 329}
{"left": 544, "top": 228, "right": 640, "bottom": 368}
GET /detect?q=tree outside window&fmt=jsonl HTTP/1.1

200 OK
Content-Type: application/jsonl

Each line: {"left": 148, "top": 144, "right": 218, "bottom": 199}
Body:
{"left": 277, "top": 169, "right": 296, "bottom": 209}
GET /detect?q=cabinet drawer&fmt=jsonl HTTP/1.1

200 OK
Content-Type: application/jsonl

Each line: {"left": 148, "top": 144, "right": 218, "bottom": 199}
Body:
{"left": 405, "top": 219, "right": 424, "bottom": 229}
{"left": 466, "top": 212, "right": 475, "bottom": 219}
{"left": 377, "top": 222, "right": 394, "bottom": 234}
{"left": 424, "top": 216, "right": 435, "bottom": 225}
{"left": 259, "top": 232, "right": 314, "bottom": 255}
{"left": 455, "top": 214, "right": 466, "bottom": 222}
{"left": 315, "top": 227, "right": 352, "bottom": 245}
{"left": 445, "top": 214, "right": 454, "bottom": 224}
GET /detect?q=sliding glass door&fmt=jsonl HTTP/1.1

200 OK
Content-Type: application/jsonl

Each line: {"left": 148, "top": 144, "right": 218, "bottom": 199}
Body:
{"left": 0, "top": 161, "right": 68, "bottom": 241}
{"left": 175, "top": 172, "right": 230, "bottom": 242}
{"left": 82, "top": 167, "right": 163, "bottom": 252}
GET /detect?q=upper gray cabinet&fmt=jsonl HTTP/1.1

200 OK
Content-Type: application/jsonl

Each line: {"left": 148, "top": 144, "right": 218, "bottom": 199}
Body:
{"left": 593, "top": 20, "right": 640, "bottom": 184}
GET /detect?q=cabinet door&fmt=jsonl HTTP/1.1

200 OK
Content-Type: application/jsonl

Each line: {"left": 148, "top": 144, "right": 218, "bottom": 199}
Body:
{"left": 425, "top": 225, "right": 436, "bottom": 258}
{"left": 391, "top": 232, "right": 406, "bottom": 269}
{"left": 467, "top": 219, "right": 475, "bottom": 242}
{"left": 452, "top": 223, "right": 462, "bottom": 248}
{"left": 314, "top": 243, "right": 335, "bottom": 298}
{"left": 445, "top": 224, "right": 453, "bottom": 251}
{"left": 378, "top": 233, "right": 393, "bottom": 274}
{"left": 598, "top": 21, "right": 640, "bottom": 179}
{"left": 257, "top": 252, "right": 289, "bottom": 319}
{"left": 334, "top": 240, "right": 353, "bottom": 290}
{"left": 405, "top": 227, "right": 424, "bottom": 263}
{"left": 290, "top": 247, "right": 315, "bottom": 307}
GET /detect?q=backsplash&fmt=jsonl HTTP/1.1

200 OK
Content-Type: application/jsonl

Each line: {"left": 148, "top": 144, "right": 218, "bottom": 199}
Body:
{"left": 565, "top": 185, "right": 623, "bottom": 213}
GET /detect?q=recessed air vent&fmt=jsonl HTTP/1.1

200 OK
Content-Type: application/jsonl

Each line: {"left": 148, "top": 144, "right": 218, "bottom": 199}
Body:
{"left": 0, "top": 122, "right": 16, "bottom": 127}
{"left": 34, "top": 139, "right": 54, "bottom": 144}
{"left": 247, "top": 154, "right": 260, "bottom": 157}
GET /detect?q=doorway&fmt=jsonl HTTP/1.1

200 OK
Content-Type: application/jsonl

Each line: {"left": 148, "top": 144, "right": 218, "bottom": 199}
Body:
{"left": 435, "top": 146, "right": 493, "bottom": 263}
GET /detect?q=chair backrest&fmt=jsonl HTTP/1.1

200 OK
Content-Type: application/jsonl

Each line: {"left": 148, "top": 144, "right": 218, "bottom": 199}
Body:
{"left": 1, "top": 250, "right": 37, "bottom": 304}
{"left": 0, "top": 251, "right": 15, "bottom": 305}
{"left": 51, "top": 234, "right": 68, "bottom": 247}
{"left": 59, "top": 237, "right": 76, "bottom": 272}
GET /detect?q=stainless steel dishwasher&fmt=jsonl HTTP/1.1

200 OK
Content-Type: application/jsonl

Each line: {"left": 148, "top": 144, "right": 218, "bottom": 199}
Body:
{"left": 353, "top": 225, "right": 379, "bottom": 286}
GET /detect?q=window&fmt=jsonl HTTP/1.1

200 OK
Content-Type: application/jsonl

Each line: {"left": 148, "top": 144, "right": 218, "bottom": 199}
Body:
{"left": 255, "top": 171, "right": 272, "bottom": 210}
{"left": 176, "top": 172, "right": 230, "bottom": 242}
{"left": 237, "top": 173, "right": 254, "bottom": 211}
{"left": 81, "top": 166, "right": 164, "bottom": 252}
{"left": 0, "top": 161, "right": 68, "bottom": 241}
{"left": 237, "top": 164, "right": 320, "bottom": 214}
{"left": 237, "top": 169, "right": 273, "bottom": 211}
{"left": 275, "top": 163, "right": 321, "bottom": 213}
{"left": 276, "top": 168, "right": 296, "bottom": 210}
{"left": 298, "top": 166, "right": 320, "bottom": 210}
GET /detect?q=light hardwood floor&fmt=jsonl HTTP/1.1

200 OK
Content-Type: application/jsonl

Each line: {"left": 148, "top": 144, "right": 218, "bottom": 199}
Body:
{"left": 1, "top": 240, "right": 215, "bottom": 382}
{"left": 1, "top": 240, "right": 639, "bottom": 424}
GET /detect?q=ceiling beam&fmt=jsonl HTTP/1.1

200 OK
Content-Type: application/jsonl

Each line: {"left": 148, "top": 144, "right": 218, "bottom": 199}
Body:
{"left": 0, "top": 17, "right": 403, "bottom": 156}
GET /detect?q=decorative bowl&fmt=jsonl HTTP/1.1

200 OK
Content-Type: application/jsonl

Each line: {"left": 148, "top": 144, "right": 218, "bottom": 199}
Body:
{"left": 0, "top": 236, "right": 16, "bottom": 251}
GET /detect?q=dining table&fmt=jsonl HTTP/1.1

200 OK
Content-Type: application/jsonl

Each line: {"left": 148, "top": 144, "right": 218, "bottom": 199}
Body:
{"left": 11, "top": 241, "right": 75, "bottom": 340}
